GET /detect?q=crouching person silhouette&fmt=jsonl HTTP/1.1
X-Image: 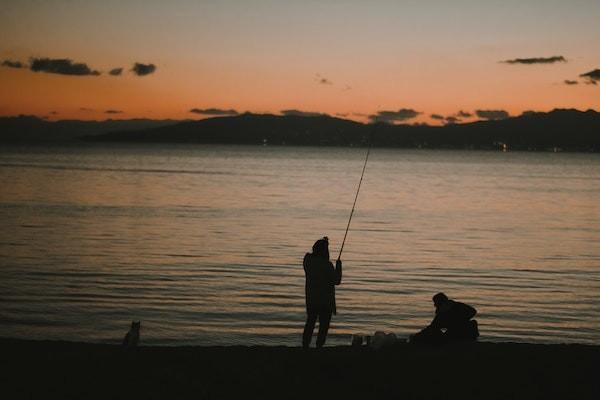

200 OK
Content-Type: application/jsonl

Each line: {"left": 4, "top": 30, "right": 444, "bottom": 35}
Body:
{"left": 410, "top": 292, "right": 479, "bottom": 345}
{"left": 302, "top": 237, "right": 342, "bottom": 349}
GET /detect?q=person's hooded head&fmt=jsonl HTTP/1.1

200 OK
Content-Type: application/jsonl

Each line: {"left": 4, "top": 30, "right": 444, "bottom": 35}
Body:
{"left": 433, "top": 292, "right": 449, "bottom": 309}
{"left": 312, "top": 236, "right": 330, "bottom": 260}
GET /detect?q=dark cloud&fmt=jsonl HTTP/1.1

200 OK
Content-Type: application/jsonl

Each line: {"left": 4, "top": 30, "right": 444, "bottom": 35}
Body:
{"left": 563, "top": 80, "right": 578, "bottom": 85}
{"left": 502, "top": 56, "right": 566, "bottom": 65}
{"left": 579, "top": 69, "right": 600, "bottom": 84}
{"left": 109, "top": 67, "right": 123, "bottom": 76}
{"left": 281, "top": 109, "right": 327, "bottom": 117}
{"left": 50, "top": 111, "right": 58, "bottom": 115}
{"left": 30, "top": 57, "right": 100, "bottom": 76}
{"left": 456, "top": 110, "right": 472, "bottom": 118}
{"left": 105, "top": 110, "right": 123, "bottom": 114}
{"left": 445, "top": 116, "right": 460, "bottom": 124}
{"left": 369, "top": 108, "right": 421, "bottom": 123}
{"left": 189, "top": 108, "right": 239, "bottom": 116}
{"left": 430, "top": 114, "right": 445, "bottom": 120}
{"left": 131, "top": 62, "right": 156, "bottom": 76}
{"left": 475, "top": 109, "right": 510, "bottom": 120}
{"left": 2, "top": 59, "right": 25, "bottom": 68}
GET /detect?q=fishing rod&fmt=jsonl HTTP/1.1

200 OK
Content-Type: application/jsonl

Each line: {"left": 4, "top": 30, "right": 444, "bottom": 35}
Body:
{"left": 337, "top": 138, "right": 372, "bottom": 261}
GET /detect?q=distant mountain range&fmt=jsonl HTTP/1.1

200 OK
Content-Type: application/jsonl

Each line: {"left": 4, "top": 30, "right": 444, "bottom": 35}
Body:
{"left": 1, "top": 109, "right": 599, "bottom": 151}
{"left": 0, "top": 116, "right": 182, "bottom": 142}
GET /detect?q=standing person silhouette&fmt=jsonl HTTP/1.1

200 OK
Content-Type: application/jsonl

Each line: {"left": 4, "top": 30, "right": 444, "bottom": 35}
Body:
{"left": 302, "top": 237, "right": 342, "bottom": 349}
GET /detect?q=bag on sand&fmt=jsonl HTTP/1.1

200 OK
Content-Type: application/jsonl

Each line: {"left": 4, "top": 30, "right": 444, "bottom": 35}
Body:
{"left": 370, "top": 331, "right": 397, "bottom": 350}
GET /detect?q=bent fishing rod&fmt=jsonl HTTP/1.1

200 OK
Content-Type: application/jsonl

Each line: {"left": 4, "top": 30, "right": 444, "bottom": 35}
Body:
{"left": 337, "top": 138, "right": 372, "bottom": 261}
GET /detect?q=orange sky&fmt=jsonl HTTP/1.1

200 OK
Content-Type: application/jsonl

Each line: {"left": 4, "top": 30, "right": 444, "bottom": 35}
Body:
{"left": 1, "top": 1, "right": 599, "bottom": 124}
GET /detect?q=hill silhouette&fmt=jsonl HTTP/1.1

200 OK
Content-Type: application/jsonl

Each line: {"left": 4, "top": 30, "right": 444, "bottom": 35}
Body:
{"left": 370, "top": 109, "right": 600, "bottom": 150}
{"left": 0, "top": 115, "right": 182, "bottom": 142}
{"left": 86, "top": 113, "right": 367, "bottom": 146}
{"left": 87, "top": 109, "right": 600, "bottom": 151}
{"left": 2, "top": 109, "right": 599, "bottom": 151}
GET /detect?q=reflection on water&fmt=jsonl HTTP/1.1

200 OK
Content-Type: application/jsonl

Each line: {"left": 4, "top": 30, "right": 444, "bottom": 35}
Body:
{"left": 0, "top": 144, "right": 599, "bottom": 345}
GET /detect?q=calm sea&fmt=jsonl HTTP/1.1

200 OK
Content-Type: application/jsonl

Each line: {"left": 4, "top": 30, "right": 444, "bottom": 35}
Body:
{"left": 1, "top": 144, "right": 599, "bottom": 346}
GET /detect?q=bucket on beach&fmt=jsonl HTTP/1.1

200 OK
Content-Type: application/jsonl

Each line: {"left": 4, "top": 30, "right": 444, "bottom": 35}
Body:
{"left": 351, "top": 334, "right": 363, "bottom": 346}
{"left": 351, "top": 334, "right": 373, "bottom": 347}
{"left": 370, "top": 331, "right": 398, "bottom": 350}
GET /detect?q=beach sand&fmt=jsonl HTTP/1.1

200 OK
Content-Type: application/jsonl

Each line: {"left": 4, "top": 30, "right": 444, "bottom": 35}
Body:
{"left": 1, "top": 338, "right": 598, "bottom": 399}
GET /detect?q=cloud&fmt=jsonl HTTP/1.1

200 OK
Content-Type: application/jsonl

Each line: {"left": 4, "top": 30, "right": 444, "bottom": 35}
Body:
{"left": 30, "top": 57, "right": 100, "bottom": 76}
{"left": 369, "top": 108, "right": 421, "bottom": 123}
{"left": 131, "top": 62, "right": 156, "bottom": 76}
{"left": 502, "top": 56, "right": 566, "bottom": 65}
{"left": 189, "top": 108, "right": 239, "bottom": 116}
{"left": 2, "top": 59, "right": 25, "bottom": 68}
{"left": 445, "top": 116, "right": 460, "bottom": 124}
{"left": 80, "top": 107, "right": 93, "bottom": 112}
{"left": 579, "top": 69, "right": 600, "bottom": 84}
{"left": 430, "top": 114, "right": 445, "bottom": 120}
{"left": 563, "top": 80, "right": 578, "bottom": 85}
{"left": 475, "top": 109, "right": 510, "bottom": 120}
{"left": 109, "top": 67, "right": 123, "bottom": 76}
{"left": 105, "top": 110, "right": 123, "bottom": 114}
{"left": 456, "top": 110, "right": 472, "bottom": 118}
{"left": 281, "top": 109, "right": 327, "bottom": 117}
{"left": 50, "top": 111, "right": 58, "bottom": 115}
{"left": 335, "top": 113, "right": 349, "bottom": 117}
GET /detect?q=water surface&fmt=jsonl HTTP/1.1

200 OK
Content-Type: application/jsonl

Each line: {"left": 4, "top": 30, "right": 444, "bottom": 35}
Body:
{"left": 1, "top": 144, "right": 599, "bottom": 345}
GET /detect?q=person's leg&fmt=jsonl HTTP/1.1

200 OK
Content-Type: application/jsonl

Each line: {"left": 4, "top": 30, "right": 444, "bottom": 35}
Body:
{"left": 411, "top": 325, "right": 445, "bottom": 345}
{"left": 315, "top": 310, "right": 332, "bottom": 348}
{"left": 302, "top": 310, "right": 318, "bottom": 349}
{"left": 447, "top": 320, "right": 479, "bottom": 343}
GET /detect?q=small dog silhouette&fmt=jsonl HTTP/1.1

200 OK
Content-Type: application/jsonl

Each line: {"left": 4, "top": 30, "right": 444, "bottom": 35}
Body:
{"left": 122, "top": 321, "right": 141, "bottom": 348}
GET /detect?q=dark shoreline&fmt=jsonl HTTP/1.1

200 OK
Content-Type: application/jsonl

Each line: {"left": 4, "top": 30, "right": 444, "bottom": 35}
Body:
{"left": 3, "top": 109, "right": 600, "bottom": 152}
{"left": 2, "top": 141, "right": 599, "bottom": 155}
{"left": 2, "top": 338, "right": 598, "bottom": 399}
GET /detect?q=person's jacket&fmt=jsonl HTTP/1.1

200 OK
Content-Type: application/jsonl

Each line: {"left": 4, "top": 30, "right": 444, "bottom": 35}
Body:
{"left": 430, "top": 300, "right": 477, "bottom": 330}
{"left": 303, "top": 253, "right": 342, "bottom": 314}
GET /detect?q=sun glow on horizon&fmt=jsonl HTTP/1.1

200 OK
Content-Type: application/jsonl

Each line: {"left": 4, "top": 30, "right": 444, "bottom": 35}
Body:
{"left": 1, "top": 0, "right": 599, "bottom": 124}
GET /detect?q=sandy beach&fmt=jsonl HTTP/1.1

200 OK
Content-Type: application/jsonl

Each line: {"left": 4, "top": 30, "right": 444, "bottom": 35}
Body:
{"left": 2, "top": 338, "right": 598, "bottom": 399}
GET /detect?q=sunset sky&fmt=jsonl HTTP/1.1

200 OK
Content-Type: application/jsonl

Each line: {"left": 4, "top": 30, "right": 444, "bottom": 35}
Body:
{"left": 1, "top": 0, "right": 599, "bottom": 124}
